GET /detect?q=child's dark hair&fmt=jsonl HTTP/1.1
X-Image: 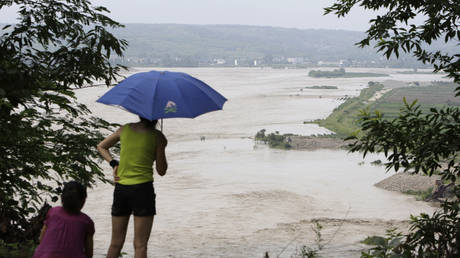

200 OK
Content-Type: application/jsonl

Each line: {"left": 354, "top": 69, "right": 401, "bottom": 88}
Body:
{"left": 61, "top": 181, "right": 87, "bottom": 214}
{"left": 139, "top": 117, "right": 158, "bottom": 129}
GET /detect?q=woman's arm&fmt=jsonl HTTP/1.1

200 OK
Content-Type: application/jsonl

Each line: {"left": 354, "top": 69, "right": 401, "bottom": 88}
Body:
{"left": 97, "top": 127, "right": 122, "bottom": 162}
{"left": 97, "top": 127, "right": 122, "bottom": 182}
{"left": 38, "top": 225, "right": 47, "bottom": 242}
{"left": 156, "top": 131, "right": 168, "bottom": 176}
{"left": 85, "top": 233, "right": 93, "bottom": 258}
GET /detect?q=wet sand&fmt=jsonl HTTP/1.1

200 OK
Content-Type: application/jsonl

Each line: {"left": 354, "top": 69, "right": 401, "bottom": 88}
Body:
{"left": 76, "top": 67, "right": 448, "bottom": 257}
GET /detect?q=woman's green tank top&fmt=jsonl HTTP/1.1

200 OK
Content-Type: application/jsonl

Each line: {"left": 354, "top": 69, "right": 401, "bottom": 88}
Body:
{"left": 118, "top": 124, "right": 157, "bottom": 185}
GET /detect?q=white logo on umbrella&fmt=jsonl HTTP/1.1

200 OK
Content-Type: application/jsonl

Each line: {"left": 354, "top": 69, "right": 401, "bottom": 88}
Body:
{"left": 164, "top": 101, "right": 177, "bottom": 113}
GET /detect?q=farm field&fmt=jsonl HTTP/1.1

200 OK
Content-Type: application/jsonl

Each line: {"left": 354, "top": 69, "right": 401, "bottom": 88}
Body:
{"left": 317, "top": 81, "right": 460, "bottom": 136}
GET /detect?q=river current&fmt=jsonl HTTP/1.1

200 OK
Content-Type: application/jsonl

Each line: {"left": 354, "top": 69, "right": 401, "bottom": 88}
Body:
{"left": 75, "top": 67, "right": 446, "bottom": 257}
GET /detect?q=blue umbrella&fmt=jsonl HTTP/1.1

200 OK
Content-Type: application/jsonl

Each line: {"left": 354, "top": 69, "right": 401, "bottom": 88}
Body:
{"left": 97, "top": 70, "right": 227, "bottom": 120}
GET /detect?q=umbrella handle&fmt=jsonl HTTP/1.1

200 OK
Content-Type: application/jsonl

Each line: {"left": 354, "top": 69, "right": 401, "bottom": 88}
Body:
{"left": 160, "top": 118, "right": 163, "bottom": 132}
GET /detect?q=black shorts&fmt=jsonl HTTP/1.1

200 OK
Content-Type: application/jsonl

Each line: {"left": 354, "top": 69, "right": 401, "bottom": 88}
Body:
{"left": 112, "top": 181, "right": 156, "bottom": 216}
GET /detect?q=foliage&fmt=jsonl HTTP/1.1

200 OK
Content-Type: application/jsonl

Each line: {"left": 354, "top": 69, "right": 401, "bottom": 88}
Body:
{"left": 309, "top": 68, "right": 346, "bottom": 78}
{"left": 361, "top": 228, "right": 404, "bottom": 257}
{"left": 0, "top": 0, "right": 126, "bottom": 245}
{"left": 289, "top": 221, "right": 324, "bottom": 258}
{"left": 312, "top": 221, "right": 324, "bottom": 251}
{"left": 254, "top": 129, "right": 292, "bottom": 149}
{"left": 327, "top": 0, "right": 460, "bottom": 256}
{"left": 293, "top": 245, "right": 320, "bottom": 258}
{"left": 0, "top": 239, "right": 36, "bottom": 258}
{"left": 361, "top": 204, "right": 460, "bottom": 257}
{"left": 403, "top": 187, "right": 433, "bottom": 202}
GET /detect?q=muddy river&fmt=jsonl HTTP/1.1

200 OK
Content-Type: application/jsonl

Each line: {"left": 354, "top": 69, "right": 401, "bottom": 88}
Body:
{"left": 75, "top": 67, "right": 446, "bottom": 257}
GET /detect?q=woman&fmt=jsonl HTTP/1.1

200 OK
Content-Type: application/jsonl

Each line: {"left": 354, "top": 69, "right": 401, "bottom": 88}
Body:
{"left": 97, "top": 117, "right": 167, "bottom": 258}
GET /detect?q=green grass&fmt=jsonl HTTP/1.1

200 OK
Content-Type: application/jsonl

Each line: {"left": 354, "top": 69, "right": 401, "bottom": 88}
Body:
{"left": 403, "top": 187, "right": 433, "bottom": 201}
{"left": 317, "top": 82, "right": 384, "bottom": 137}
{"left": 316, "top": 81, "right": 460, "bottom": 137}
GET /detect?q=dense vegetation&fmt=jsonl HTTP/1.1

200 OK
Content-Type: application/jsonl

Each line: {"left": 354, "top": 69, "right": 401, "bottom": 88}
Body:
{"left": 255, "top": 129, "right": 293, "bottom": 149}
{"left": 326, "top": 0, "right": 460, "bottom": 256}
{"left": 0, "top": 0, "right": 125, "bottom": 255}
{"left": 308, "top": 68, "right": 389, "bottom": 78}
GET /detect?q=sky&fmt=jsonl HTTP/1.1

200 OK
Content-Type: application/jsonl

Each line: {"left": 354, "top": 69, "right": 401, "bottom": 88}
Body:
{"left": 0, "top": 0, "right": 380, "bottom": 31}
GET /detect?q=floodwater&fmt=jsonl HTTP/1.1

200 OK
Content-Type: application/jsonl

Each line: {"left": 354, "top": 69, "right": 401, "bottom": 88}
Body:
{"left": 76, "top": 67, "right": 447, "bottom": 257}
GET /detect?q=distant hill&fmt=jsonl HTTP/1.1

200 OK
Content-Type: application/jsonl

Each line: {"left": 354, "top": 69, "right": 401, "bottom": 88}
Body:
{"left": 113, "top": 24, "right": 374, "bottom": 60}
{"left": 2, "top": 23, "right": 455, "bottom": 67}
{"left": 111, "top": 24, "right": 453, "bottom": 67}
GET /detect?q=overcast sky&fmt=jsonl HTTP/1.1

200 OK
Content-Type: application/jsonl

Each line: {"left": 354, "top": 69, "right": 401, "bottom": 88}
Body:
{"left": 0, "top": 0, "right": 380, "bottom": 31}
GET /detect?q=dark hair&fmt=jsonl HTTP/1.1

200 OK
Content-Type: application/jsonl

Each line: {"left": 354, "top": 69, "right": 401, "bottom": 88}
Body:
{"left": 139, "top": 117, "right": 158, "bottom": 129}
{"left": 61, "top": 181, "right": 87, "bottom": 214}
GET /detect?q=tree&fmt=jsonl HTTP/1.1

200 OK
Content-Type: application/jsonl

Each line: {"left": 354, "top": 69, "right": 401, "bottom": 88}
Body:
{"left": 0, "top": 0, "right": 127, "bottom": 246}
{"left": 325, "top": 1, "right": 460, "bottom": 256}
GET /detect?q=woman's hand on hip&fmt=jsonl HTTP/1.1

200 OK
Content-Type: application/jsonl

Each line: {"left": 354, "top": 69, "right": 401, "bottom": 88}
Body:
{"left": 113, "top": 166, "right": 120, "bottom": 183}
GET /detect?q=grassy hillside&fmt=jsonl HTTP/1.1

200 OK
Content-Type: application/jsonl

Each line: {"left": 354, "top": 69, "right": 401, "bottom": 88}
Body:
{"left": 316, "top": 82, "right": 460, "bottom": 137}
{"left": 316, "top": 82, "right": 384, "bottom": 137}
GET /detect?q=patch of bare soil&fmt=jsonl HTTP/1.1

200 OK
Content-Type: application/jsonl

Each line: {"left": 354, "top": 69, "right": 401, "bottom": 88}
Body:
{"left": 374, "top": 173, "right": 439, "bottom": 193}
{"left": 288, "top": 136, "right": 346, "bottom": 150}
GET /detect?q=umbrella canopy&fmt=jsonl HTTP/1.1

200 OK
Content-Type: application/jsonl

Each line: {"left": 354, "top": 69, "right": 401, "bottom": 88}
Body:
{"left": 97, "top": 70, "right": 227, "bottom": 120}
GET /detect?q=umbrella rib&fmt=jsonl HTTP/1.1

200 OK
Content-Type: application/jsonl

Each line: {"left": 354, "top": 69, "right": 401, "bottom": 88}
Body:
{"left": 151, "top": 75, "right": 161, "bottom": 120}
{"left": 180, "top": 76, "right": 226, "bottom": 108}
{"left": 174, "top": 79, "right": 196, "bottom": 117}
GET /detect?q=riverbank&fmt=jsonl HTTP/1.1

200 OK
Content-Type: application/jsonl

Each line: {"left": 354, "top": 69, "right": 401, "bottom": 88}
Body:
{"left": 375, "top": 173, "right": 439, "bottom": 193}
{"left": 289, "top": 136, "right": 346, "bottom": 150}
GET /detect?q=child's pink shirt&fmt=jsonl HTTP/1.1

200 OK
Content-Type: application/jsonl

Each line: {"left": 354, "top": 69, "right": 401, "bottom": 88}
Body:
{"left": 33, "top": 206, "right": 95, "bottom": 258}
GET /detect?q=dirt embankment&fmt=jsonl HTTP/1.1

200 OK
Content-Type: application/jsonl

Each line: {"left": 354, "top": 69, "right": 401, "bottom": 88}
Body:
{"left": 375, "top": 173, "right": 440, "bottom": 193}
{"left": 288, "top": 136, "right": 346, "bottom": 150}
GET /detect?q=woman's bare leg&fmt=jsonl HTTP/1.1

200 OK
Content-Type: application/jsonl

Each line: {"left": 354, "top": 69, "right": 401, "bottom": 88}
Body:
{"left": 133, "top": 216, "right": 154, "bottom": 258}
{"left": 107, "top": 216, "right": 130, "bottom": 258}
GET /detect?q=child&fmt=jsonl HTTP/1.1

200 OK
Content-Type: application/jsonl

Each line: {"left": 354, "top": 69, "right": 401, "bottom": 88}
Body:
{"left": 33, "top": 181, "right": 95, "bottom": 258}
